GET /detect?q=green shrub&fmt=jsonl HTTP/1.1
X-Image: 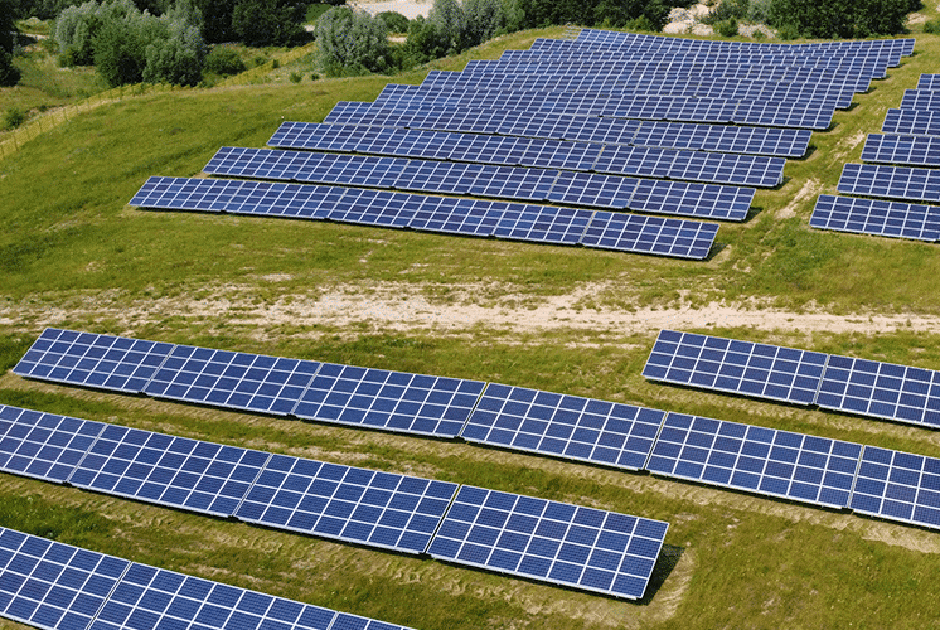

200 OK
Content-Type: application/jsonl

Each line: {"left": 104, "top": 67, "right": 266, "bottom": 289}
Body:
{"left": 289, "top": 70, "right": 301, "bottom": 82}
{"left": 204, "top": 46, "right": 246, "bottom": 75}
{"left": 310, "top": 71, "right": 319, "bottom": 80}
{"left": 0, "top": 51, "right": 19, "bottom": 86}
{"left": 752, "top": 27, "right": 766, "bottom": 38}
{"left": 270, "top": 57, "right": 278, "bottom": 69}
{"left": 716, "top": 17, "right": 738, "bottom": 36}
{"left": 925, "top": 18, "right": 940, "bottom": 33}
{"left": 316, "top": 6, "right": 392, "bottom": 76}
{"left": 3, "top": 107, "right": 26, "bottom": 130}
{"left": 377, "top": 10, "right": 410, "bottom": 32}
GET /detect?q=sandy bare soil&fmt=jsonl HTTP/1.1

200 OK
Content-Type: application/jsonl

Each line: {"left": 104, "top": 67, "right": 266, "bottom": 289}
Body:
{"left": 352, "top": 0, "right": 433, "bottom": 19}
{"left": 4, "top": 281, "right": 940, "bottom": 340}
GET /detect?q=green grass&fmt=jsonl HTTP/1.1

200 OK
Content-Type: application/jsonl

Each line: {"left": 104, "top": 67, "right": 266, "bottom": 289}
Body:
{"left": 3, "top": 22, "right": 940, "bottom": 630}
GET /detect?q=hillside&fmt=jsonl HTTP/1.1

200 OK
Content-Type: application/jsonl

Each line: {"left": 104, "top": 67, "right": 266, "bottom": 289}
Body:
{"left": 2, "top": 24, "right": 940, "bottom": 630}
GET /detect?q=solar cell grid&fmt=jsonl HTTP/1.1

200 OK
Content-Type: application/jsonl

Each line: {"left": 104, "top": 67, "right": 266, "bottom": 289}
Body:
{"left": 861, "top": 134, "right": 940, "bottom": 167}
{"left": 427, "top": 485, "right": 668, "bottom": 599}
{"left": 491, "top": 205, "right": 593, "bottom": 244}
{"left": 815, "top": 355, "right": 940, "bottom": 428}
{"left": 142, "top": 344, "right": 322, "bottom": 416}
{"left": 645, "top": 414, "right": 862, "bottom": 508}
{"left": 810, "top": 195, "right": 940, "bottom": 242}
{"left": 579, "top": 212, "right": 718, "bottom": 259}
{"left": 290, "top": 362, "right": 486, "bottom": 438}
{"left": 881, "top": 109, "right": 940, "bottom": 137}
{"left": 918, "top": 74, "right": 940, "bottom": 91}
{"left": 901, "top": 89, "right": 940, "bottom": 112}
{"left": 235, "top": 454, "right": 458, "bottom": 554}
{"left": 850, "top": 446, "right": 940, "bottom": 529}
{"left": 627, "top": 179, "right": 753, "bottom": 221}
{"left": 460, "top": 384, "right": 666, "bottom": 470}
{"left": 13, "top": 328, "right": 174, "bottom": 394}
{"left": 66, "top": 424, "right": 271, "bottom": 517}
{"left": 0, "top": 528, "right": 129, "bottom": 630}
{"left": 838, "top": 163, "right": 940, "bottom": 203}
{"left": 0, "top": 406, "right": 104, "bottom": 484}
{"left": 546, "top": 171, "right": 635, "bottom": 209}
{"left": 642, "top": 329, "right": 828, "bottom": 405}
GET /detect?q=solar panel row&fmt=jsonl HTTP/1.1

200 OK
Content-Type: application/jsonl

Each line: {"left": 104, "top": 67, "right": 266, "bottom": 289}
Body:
{"left": 0, "top": 405, "right": 455, "bottom": 555}
{"left": 882, "top": 108, "right": 940, "bottom": 136}
{"left": 422, "top": 66, "right": 871, "bottom": 95}
{"left": 0, "top": 405, "right": 668, "bottom": 600}
{"left": 838, "top": 163, "right": 940, "bottom": 203}
{"left": 268, "top": 121, "right": 809, "bottom": 161}
{"left": 377, "top": 82, "right": 853, "bottom": 112}
{"left": 810, "top": 195, "right": 940, "bottom": 242}
{"left": 126, "top": 176, "right": 724, "bottom": 257}
{"left": 0, "top": 526, "right": 419, "bottom": 630}
{"left": 12, "top": 325, "right": 940, "bottom": 532}
{"left": 643, "top": 329, "right": 940, "bottom": 429}
{"left": 206, "top": 145, "right": 783, "bottom": 190}
{"left": 917, "top": 74, "right": 940, "bottom": 91}
{"left": 326, "top": 97, "right": 836, "bottom": 131}
{"left": 900, "top": 89, "right": 940, "bottom": 112}
{"left": 862, "top": 134, "right": 940, "bottom": 167}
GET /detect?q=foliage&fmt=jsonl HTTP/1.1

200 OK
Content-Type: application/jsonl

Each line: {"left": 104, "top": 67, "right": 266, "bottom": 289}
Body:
{"left": 767, "top": 0, "right": 912, "bottom": 38}
{"left": 0, "top": 53, "right": 21, "bottom": 86}
{"left": 463, "top": 0, "right": 515, "bottom": 43}
{"left": 715, "top": 17, "right": 738, "bottom": 35}
{"left": 701, "top": 0, "right": 747, "bottom": 24}
{"left": 231, "top": 0, "right": 307, "bottom": 46}
{"left": 925, "top": 18, "right": 940, "bottom": 33}
{"left": 0, "top": 4, "right": 19, "bottom": 86}
{"left": 305, "top": 2, "right": 332, "bottom": 23}
{"left": 427, "top": 0, "right": 466, "bottom": 54}
{"left": 376, "top": 10, "right": 410, "bottom": 32}
{"left": 289, "top": 70, "right": 301, "bottom": 81}
{"left": 3, "top": 106, "right": 27, "bottom": 129}
{"left": 203, "top": 45, "right": 246, "bottom": 74}
{"left": 316, "top": 7, "right": 393, "bottom": 76}
{"left": 55, "top": 0, "right": 205, "bottom": 86}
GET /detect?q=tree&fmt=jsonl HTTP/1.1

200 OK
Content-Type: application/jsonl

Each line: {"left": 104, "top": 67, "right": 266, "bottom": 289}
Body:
{"left": 463, "top": 0, "right": 512, "bottom": 45}
{"left": 0, "top": 0, "right": 21, "bottom": 86}
{"left": 768, "top": 0, "right": 910, "bottom": 38}
{"left": 231, "top": 0, "right": 306, "bottom": 46}
{"left": 316, "top": 6, "right": 391, "bottom": 75}
{"left": 427, "top": 0, "right": 465, "bottom": 54}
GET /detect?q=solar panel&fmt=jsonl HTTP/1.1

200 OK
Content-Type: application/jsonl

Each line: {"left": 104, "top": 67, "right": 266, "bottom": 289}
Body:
{"left": 642, "top": 329, "right": 828, "bottom": 405}
{"left": 815, "top": 355, "right": 940, "bottom": 428}
{"left": 13, "top": 328, "right": 174, "bottom": 393}
{"left": 917, "top": 74, "right": 940, "bottom": 91}
{"left": 130, "top": 177, "right": 336, "bottom": 220}
{"left": 626, "top": 180, "right": 754, "bottom": 221}
{"left": 0, "top": 528, "right": 129, "bottom": 630}
{"left": 881, "top": 109, "right": 940, "bottom": 136}
{"left": 290, "top": 362, "right": 486, "bottom": 438}
{"left": 235, "top": 454, "right": 458, "bottom": 554}
{"left": 861, "top": 134, "right": 940, "bottom": 167}
{"left": 460, "top": 384, "right": 666, "bottom": 470}
{"left": 810, "top": 194, "right": 940, "bottom": 242}
{"left": 900, "top": 89, "right": 940, "bottom": 112}
{"left": 491, "top": 205, "right": 593, "bottom": 244}
{"left": 580, "top": 212, "right": 718, "bottom": 259}
{"left": 427, "top": 485, "right": 668, "bottom": 599}
{"left": 838, "top": 163, "right": 940, "bottom": 203}
{"left": 0, "top": 406, "right": 104, "bottom": 483}
{"left": 142, "top": 344, "right": 322, "bottom": 416}
{"left": 849, "top": 446, "right": 940, "bottom": 529}
{"left": 95, "top": 560, "right": 416, "bottom": 630}
{"left": 646, "top": 414, "right": 862, "bottom": 508}
{"left": 67, "top": 424, "right": 270, "bottom": 517}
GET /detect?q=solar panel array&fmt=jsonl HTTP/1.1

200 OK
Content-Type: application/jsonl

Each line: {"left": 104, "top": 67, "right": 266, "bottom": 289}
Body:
{"left": 427, "top": 486, "right": 668, "bottom": 599}
{"left": 208, "top": 145, "right": 783, "bottom": 190}
{"left": 14, "top": 327, "right": 940, "bottom": 533}
{"left": 809, "top": 195, "right": 940, "bottom": 242}
{"left": 813, "top": 72, "right": 940, "bottom": 242}
{"left": 643, "top": 329, "right": 940, "bottom": 430}
{"left": 0, "top": 403, "right": 666, "bottom": 600}
{"left": 0, "top": 527, "right": 419, "bottom": 630}
{"left": 128, "top": 176, "right": 724, "bottom": 258}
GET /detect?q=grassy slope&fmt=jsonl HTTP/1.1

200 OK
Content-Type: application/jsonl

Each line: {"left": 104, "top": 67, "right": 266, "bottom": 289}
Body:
{"left": 2, "top": 24, "right": 940, "bottom": 630}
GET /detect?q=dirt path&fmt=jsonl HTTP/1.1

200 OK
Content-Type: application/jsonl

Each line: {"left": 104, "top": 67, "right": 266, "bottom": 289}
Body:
{"left": 4, "top": 282, "right": 939, "bottom": 339}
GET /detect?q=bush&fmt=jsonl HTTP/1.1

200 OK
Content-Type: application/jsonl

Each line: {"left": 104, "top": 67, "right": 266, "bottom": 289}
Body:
{"left": 702, "top": 0, "right": 747, "bottom": 23}
{"left": 3, "top": 107, "right": 26, "bottom": 130}
{"left": 0, "top": 51, "right": 20, "bottom": 86}
{"left": 270, "top": 57, "right": 278, "bottom": 68}
{"left": 289, "top": 70, "right": 301, "bottom": 82}
{"left": 377, "top": 10, "right": 409, "bottom": 32}
{"left": 716, "top": 17, "right": 738, "bottom": 36}
{"left": 752, "top": 27, "right": 765, "bottom": 38}
{"left": 768, "top": 0, "right": 910, "bottom": 38}
{"left": 204, "top": 46, "right": 245, "bottom": 74}
{"left": 316, "top": 6, "right": 392, "bottom": 75}
{"left": 310, "top": 71, "right": 319, "bottom": 80}
{"left": 231, "top": 0, "right": 307, "bottom": 47}
{"left": 925, "top": 18, "right": 940, "bottom": 33}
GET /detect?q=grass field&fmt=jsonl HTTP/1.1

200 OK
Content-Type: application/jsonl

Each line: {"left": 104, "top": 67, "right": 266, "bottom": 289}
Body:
{"left": 2, "top": 21, "right": 940, "bottom": 630}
